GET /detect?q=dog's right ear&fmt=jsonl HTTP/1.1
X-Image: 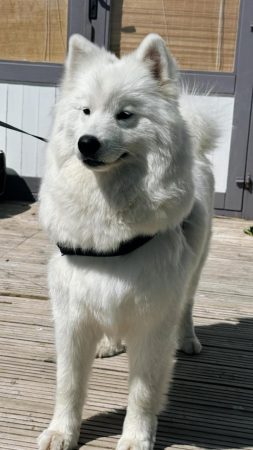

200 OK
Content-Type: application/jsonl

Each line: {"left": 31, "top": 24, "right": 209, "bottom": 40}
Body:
{"left": 64, "top": 34, "right": 100, "bottom": 80}
{"left": 136, "top": 34, "right": 178, "bottom": 89}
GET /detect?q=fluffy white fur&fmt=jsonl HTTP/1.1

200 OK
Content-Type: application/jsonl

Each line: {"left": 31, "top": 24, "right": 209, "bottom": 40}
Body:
{"left": 38, "top": 33, "right": 218, "bottom": 450}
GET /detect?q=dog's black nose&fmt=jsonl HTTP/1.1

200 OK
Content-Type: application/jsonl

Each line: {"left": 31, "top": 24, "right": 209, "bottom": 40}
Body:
{"left": 78, "top": 135, "right": 101, "bottom": 157}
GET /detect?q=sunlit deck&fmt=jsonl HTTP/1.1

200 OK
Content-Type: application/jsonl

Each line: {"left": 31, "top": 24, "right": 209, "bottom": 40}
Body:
{"left": 0, "top": 201, "right": 252, "bottom": 450}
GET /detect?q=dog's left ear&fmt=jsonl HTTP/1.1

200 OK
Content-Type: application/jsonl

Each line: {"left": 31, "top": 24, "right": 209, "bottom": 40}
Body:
{"left": 65, "top": 34, "right": 100, "bottom": 76}
{"left": 136, "top": 34, "right": 178, "bottom": 84}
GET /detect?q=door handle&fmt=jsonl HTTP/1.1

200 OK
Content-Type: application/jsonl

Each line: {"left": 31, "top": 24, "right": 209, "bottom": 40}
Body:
{"left": 236, "top": 174, "right": 252, "bottom": 191}
{"left": 89, "top": 0, "right": 98, "bottom": 20}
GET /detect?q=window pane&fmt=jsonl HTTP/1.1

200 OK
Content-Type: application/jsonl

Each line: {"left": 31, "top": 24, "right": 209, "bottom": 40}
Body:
{"left": 110, "top": 0, "right": 240, "bottom": 72}
{"left": 0, "top": 0, "right": 68, "bottom": 63}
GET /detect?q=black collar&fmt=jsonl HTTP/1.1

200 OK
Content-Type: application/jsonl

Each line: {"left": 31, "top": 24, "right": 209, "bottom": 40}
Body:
{"left": 57, "top": 234, "right": 155, "bottom": 257}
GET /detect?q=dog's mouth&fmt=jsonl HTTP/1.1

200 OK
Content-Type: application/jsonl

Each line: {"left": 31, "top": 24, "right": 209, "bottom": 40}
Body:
{"left": 81, "top": 152, "right": 129, "bottom": 169}
{"left": 83, "top": 158, "right": 105, "bottom": 167}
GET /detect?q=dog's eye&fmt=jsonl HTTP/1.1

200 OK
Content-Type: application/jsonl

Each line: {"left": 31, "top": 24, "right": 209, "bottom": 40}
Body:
{"left": 83, "top": 108, "right": 90, "bottom": 115}
{"left": 116, "top": 111, "right": 133, "bottom": 121}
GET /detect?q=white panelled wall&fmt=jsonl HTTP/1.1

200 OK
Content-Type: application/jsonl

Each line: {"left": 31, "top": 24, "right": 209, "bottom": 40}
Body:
{"left": 0, "top": 83, "right": 234, "bottom": 193}
{"left": 0, "top": 83, "right": 58, "bottom": 178}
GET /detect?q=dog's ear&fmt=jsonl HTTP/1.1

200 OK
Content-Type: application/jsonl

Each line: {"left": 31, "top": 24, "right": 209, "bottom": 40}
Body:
{"left": 136, "top": 34, "right": 178, "bottom": 84}
{"left": 64, "top": 34, "right": 100, "bottom": 79}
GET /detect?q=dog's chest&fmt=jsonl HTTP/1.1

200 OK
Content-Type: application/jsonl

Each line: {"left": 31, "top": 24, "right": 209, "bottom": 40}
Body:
{"left": 50, "top": 178, "right": 155, "bottom": 250}
{"left": 51, "top": 241, "right": 177, "bottom": 334}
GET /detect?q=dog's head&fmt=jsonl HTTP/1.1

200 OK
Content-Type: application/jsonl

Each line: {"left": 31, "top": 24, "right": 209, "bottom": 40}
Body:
{"left": 54, "top": 33, "right": 186, "bottom": 174}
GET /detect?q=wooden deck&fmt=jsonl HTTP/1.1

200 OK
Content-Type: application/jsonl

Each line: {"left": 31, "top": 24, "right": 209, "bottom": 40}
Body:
{"left": 0, "top": 201, "right": 253, "bottom": 450}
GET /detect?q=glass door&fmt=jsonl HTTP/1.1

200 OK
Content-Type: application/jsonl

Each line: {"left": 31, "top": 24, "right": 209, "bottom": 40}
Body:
{"left": 110, "top": 0, "right": 239, "bottom": 73}
{"left": 102, "top": 0, "right": 245, "bottom": 214}
{"left": 0, "top": 0, "right": 68, "bottom": 63}
{"left": 0, "top": 0, "right": 91, "bottom": 84}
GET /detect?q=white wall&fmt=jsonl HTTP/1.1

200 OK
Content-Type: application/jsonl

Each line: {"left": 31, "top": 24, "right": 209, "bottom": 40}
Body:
{"left": 0, "top": 84, "right": 234, "bottom": 193}
{"left": 0, "top": 83, "right": 57, "bottom": 178}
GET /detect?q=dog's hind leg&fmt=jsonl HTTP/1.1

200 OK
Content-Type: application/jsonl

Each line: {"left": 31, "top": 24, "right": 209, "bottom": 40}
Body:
{"left": 96, "top": 335, "right": 126, "bottom": 358}
{"left": 178, "top": 233, "right": 211, "bottom": 355}
{"left": 178, "top": 199, "right": 212, "bottom": 355}
{"left": 38, "top": 305, "right": 101, "bottom": 450}
{"left": 177, "top": 268, "right": 203, "bottom": 355}
{"left": 117, "top": 320, "right": 177, "bottom": 450}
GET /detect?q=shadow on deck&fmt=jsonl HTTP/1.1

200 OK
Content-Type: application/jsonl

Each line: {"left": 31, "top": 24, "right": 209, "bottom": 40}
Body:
{"left": 79, "top": 318, "right": 253, "bottom": 450}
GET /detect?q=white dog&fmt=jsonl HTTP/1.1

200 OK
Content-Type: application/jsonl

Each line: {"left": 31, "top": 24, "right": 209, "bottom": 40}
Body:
{"left": 38, "top": 33, "right": 218, "bottom": 450}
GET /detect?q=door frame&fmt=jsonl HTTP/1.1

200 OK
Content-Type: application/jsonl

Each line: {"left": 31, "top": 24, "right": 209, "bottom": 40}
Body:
{"left": 224, "top": 0, "right": 253, "bottom": 218}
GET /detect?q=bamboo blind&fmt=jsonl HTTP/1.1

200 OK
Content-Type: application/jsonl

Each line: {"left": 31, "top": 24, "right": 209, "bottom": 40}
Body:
{"left": 0, "top": 0, "right": 68, "bottom": 63}
{"left": 110, "top": 0, "right": 240, "bottom": 72}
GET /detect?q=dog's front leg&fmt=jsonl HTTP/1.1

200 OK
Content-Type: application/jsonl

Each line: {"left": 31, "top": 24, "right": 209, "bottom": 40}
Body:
{"left": 38, "top": 309, "right": 99, "bottom": 450}
{"left": 117, "top": 321, "right": 177, "bottom": 450}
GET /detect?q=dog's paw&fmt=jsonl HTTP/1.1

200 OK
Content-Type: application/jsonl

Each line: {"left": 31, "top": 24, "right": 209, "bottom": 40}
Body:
{"left": 96, "top": 335, "right": 126, "bottom": 358}
{"left": 116, "top": 437, "right": 154, "bottom": 450}
{"left": 179, "top": 335, "right": 202, "bottom": 355}
{"left": 38, "top": 429, "right": 77, "bottom": 450}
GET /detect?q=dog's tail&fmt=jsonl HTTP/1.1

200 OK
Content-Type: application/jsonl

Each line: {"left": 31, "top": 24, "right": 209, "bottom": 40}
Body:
{"left": 179, "top": 92, "right": 221, "bottom": 156}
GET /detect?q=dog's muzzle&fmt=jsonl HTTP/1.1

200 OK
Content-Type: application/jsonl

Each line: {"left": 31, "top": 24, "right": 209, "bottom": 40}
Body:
{"left": 78, "top": 135, "right": 105, "bottom": 167}
{"left": 78, "top": 135, "right": 129, "bottom": 168}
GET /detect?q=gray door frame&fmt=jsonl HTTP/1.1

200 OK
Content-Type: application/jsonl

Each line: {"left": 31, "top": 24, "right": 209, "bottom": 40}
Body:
{"left": 95, "top": 0, "right": 253, "bottom": 219}
{"left": 224, "top": 0, "right": 253, "bottom": 218}
{"left": 244, "top": 108, "right": 253, "bottom": 219}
